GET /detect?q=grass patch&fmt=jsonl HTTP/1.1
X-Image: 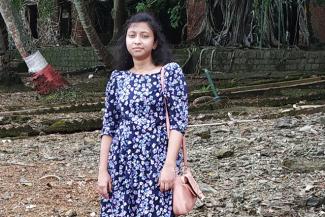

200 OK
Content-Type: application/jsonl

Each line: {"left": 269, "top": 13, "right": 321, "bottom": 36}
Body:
{"left": 40, "top": 88, "right": 79, "bottom": 104}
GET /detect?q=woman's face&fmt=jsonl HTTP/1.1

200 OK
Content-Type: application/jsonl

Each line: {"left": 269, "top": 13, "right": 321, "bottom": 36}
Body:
{"left": 126, "top": 22, "right": 157, "bottom": 61}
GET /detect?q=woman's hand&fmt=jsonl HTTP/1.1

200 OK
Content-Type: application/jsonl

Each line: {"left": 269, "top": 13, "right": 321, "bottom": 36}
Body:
{"left": 97, "top": 170, "right": 112, "bottom": 199}
{"left": 159, "top": 164, "right": 176, "bottom": 192}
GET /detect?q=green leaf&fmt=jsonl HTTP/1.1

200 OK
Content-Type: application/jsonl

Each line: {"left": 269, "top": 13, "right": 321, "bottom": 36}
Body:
{"left": 168, "top": 2, "right": 183, "bottom": 29}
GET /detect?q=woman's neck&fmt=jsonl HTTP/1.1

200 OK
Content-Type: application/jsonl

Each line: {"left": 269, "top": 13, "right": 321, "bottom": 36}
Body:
{"left": 131, "top": 58, "right": 158, "bottom": 73}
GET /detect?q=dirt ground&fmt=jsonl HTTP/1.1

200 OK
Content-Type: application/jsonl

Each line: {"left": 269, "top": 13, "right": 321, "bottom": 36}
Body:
{"left": 1, "top": 73, "right": 325, "bottom": 217}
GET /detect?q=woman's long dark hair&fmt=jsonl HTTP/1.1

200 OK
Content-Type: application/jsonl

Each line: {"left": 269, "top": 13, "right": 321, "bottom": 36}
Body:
{"left": 113, "top": 12, "right": 173, "bottom": 70}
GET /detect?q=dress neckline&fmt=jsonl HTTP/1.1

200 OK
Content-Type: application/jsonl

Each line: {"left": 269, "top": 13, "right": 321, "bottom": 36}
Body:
{"left": 127, "top": 68, "right": 162, "bottom": 76}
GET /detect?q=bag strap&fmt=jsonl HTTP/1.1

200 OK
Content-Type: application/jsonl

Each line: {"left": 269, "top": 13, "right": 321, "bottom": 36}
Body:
{"left": 160, "top": 66, "right": 189, "bottom": 170}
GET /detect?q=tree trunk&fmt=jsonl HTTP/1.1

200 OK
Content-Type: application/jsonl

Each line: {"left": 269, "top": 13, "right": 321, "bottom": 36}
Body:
{"left": 0, "top": 14, "right": 23, "bottom": 86}
{"left": 0, "top": 1, "right": 31, "bottom": 58}
{"left": 110, "top": 0, "right": 126, "bottom": 43}
{"left": 186, "top": 0, "right": 207, "bottom": 42}
{"left": 73, "top": 0, "right": 112, "bottom": 68}
{"left": 0, "top": 14, "right": 8, "bottom": 54}
{"left": 0, "top": 2, "right": 67, "bottom": 94}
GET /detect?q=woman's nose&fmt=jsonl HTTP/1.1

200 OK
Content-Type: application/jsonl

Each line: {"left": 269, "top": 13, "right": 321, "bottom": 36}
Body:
{"left": 134, "top": 36, "right": 141, "bottom": 44}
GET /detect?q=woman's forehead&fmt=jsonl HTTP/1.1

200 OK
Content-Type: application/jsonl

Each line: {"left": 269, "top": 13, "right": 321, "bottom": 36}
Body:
{"left": 127, "top": 22, "right": 153, "bottom": 33}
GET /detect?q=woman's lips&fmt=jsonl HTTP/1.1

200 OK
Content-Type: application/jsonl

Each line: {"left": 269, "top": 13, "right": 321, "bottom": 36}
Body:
{"left": 132, "top": 47, "right": 143, "bottom": 50}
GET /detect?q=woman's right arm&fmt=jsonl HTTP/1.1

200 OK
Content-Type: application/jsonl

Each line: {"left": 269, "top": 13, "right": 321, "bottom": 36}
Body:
{"left": 97, "top": 71, "right": 118, "bottom": 199}
{"left": 97, "top": 135, "right": 113, "bottom": 199}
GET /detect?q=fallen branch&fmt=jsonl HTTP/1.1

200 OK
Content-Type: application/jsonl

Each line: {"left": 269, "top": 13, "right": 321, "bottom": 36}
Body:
{"left": 280, "top": 104, "right": 325, "bottom": 113}
{"left": 192, "top": 96, "right": 215, "bottom": 107}
{"left": 188, "top": 119, "right": 259, "bottom": 128}
{"left": 0, "top": 161, "right": 35, "bottom": 167}
{"left": 39, "top": 175, "right": 61, "bottom": 181}
{"left": 220, "top": 76, "right": 325, "bottom": 95}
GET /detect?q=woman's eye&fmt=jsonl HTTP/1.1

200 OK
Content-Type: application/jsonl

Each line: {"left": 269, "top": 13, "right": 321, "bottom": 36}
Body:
{"left": 128, "top": 34, "right": 135, "bottom": 38}
{"left": 142, "top": 35, "right": 149, "bottom": 38}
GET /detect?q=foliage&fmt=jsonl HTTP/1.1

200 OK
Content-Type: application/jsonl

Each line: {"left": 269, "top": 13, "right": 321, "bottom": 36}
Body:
{"left": 10, "top": 0, "right": 55, "bottom": 19}
{"left": 42, "top": 88, "right": 78, "bottom": 104}
{"left": 168, "top": 2, "right": 184, "bottom": 29}
{"left": 10, "top": 0, "right": 24, "bottom": 10}
{"left": 136, "top": 0, "right": 185, "bottom": 29}
{"left": 38, "top": 0, "right": 55, "bottom": 19}
{"left": 194, "top": 85, "right": 211, "bottom": 93}
{"left": 316, "top": 0, "right": 325, "bottom": 5}
{"left": 135, "top": 0, "right": 166, "bottom": 12}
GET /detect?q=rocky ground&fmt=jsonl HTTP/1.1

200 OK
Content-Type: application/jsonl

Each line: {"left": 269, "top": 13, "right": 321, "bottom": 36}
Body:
{"left": 0, "top": 72, "right": 325, "bottom": 217}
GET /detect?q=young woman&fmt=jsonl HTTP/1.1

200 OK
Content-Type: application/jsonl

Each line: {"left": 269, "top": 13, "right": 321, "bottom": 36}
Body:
{"left": 97, "top": 12, "right": 188, "bottom": 216}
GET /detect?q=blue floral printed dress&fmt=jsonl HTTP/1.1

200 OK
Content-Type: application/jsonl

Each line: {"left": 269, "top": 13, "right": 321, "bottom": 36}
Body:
{"left": 100, "top": 62, "right": 188, "bottom": 217}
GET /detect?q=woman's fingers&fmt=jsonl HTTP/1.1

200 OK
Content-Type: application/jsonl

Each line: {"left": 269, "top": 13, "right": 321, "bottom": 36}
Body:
{"left": 97, "top": 184, "right": 109, "bottom": 199}
{"left": 97, "top": 173, "right": 112, "bottom": 199}
{"left": 97, "top": 177, "right": 112, "bottom": 199}
{"left": 164, "top": 182, "right": 170, "bottom": 191}
{"left": 159, "top": 180, "right": 174, "bottom": 192}
{"left": 159, "top": 166, "right": 176, "bottom": 192}
{"left": 159, "top": 180, "right": 165, "bottom": 192}
{"left": 107, "top": 177, "right": 112, "bottom": 193}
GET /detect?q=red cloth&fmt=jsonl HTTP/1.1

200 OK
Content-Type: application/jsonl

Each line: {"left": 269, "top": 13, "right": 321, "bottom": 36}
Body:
{"left": 31, "top": 64, "right": 68, "bottom": 94}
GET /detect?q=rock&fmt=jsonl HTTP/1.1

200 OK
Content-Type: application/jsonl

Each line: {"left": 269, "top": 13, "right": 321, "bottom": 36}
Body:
{"left": 200, "top": 183, "right": 218, "bottom": 194}
{"left": 214, "top": 148, "right": 234, "bottom": 159}
{"left": 304, "top": 184, "right": 315, "bottom": 192}
{"left": 204, "top": 197, "right": 218, "bottom": 208}
{"left": 195, "top": 199, "right": 205, "bottom": 208}
{"left": 283, "top": 158, "right": 325, "bottom": 173}
{"left": 320, "top": 117, "right": 325, "bottom": 126}
{"left": 225, "top": 200, "right": 234, "bottom": 209}
{"left": 196, "top": 114, "right": 207, "bottom": 120}
{"left": 240, "top": 128, "right": 251, "bottom": 137}
{"left": 274, "top": 117, "right": 298, "bottom": 128}
{"left": 299, "top": 125, "right": 318, "bottom": 134}
{"left": 0, "top": 116, "right": 7, "bottom": 125}
{"left": 83, "top": 137, "right": 96, "bottom": 147}
{"left": 1, "top": 192, "right": 14, "bottom": 200}
{"left": 195, "top": 129, "right": 211, "bottom": 139}
{"left": 65, "top": 209, "right": 77, "bottom": 217}
{"left": 20, "top": 177, "right": 33, "bottom": 187}
{"left": 211, "top": 127, "right": 230, "bottom": 133}
{"left": 25, "top": 204, "right": 36, "bottom": 210}
{"left": 232, "top": 191, "right": 245, "bottom": 203}
{"left": 306, "top": 195, "right": 325, "bottom": 207}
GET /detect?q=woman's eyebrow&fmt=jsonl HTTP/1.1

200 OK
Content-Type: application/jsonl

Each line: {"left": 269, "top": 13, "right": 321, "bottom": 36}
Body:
{"left": 127, "top": 30, "right": 151, "bottom": 34}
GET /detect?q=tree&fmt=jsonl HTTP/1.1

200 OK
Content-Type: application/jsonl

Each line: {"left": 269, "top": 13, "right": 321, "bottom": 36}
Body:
{"left": 73, "top": 0, "right": 112, "bottom": 68}
{"left": 0, "top": 14, "right": 8, "bottom": 55}
{"left": 110, "top": 0, "right": 126, "bottom": 43}
{"left": 0, "top": 1, "right": 67, "bottom": 94}
{"left": 186, "top": 0, "right": 310, "bottom": 48}
{"left": 0, "top": 13, "right": 23, "bottom": 87}
{"left": 0, "top": 0, "right": 30, "bottom": 58}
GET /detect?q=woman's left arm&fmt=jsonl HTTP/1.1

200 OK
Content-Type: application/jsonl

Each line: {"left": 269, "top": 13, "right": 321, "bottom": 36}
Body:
{"left": 159, "top": 130, "right": 182, "bottom": 192}
{"left": 164, "top": 130, "right": 183, "bottom": 167}
{"left": 159, "top": 63, "right": 188, "bottom": 192}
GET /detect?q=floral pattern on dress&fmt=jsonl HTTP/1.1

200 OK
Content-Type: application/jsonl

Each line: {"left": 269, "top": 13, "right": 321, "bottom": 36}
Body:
{"left": 100, "top": 62, "right": 188, "bottom": 217}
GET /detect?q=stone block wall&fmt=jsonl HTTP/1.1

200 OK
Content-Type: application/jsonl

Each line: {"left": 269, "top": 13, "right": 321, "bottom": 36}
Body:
{"left": 9, "top": 47, "right": 100, "bottom": 72}
{"left": 8, "top": 47, "right": 325, "bottom": 80}
{"left": 41, "top": 47, "right": 99, "bottom": 71}
{"left": 199, "top": 48, "right": 325, "bottom": 80}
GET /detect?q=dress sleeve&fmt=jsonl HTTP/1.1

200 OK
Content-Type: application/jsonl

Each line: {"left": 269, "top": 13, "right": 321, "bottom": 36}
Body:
{"left": 164, "top": 62, "right": 189, "bottom": 134}
{"left": 101, "top": 71, "right": 120, "bottom": 138}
